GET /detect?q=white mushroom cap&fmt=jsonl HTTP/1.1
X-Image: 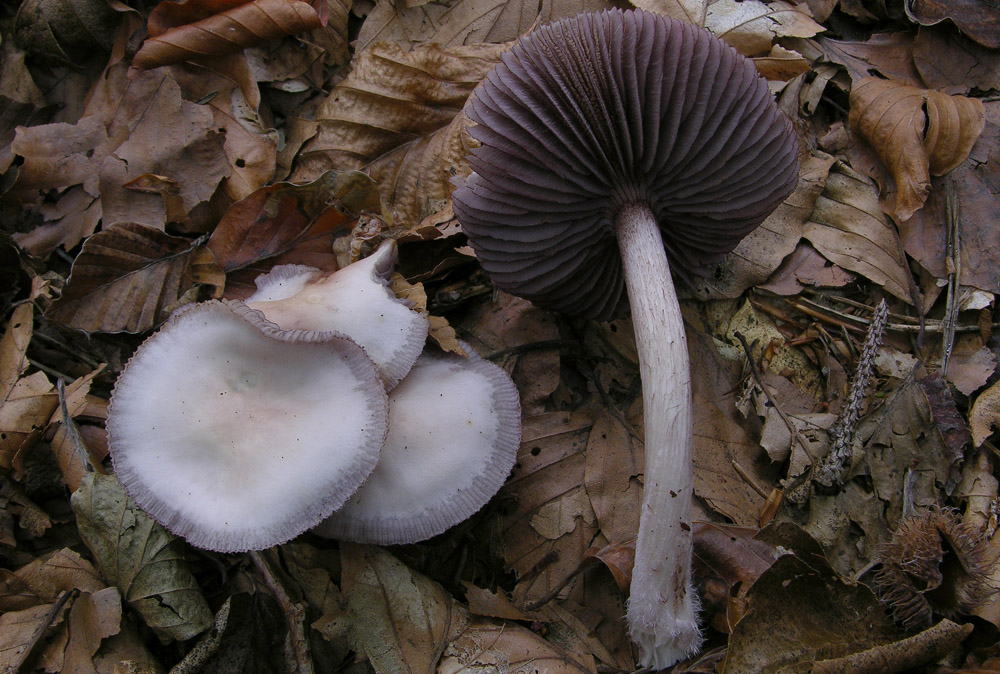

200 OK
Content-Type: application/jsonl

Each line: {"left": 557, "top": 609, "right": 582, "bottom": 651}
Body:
{"left": 246, "top": 240, "right": 429, "bottom": 388}
{"left": 314, "top": 345, "right": 521, "bottom": 544}
{"left": 107, "top": 300, "right": 389, "bottom": 553}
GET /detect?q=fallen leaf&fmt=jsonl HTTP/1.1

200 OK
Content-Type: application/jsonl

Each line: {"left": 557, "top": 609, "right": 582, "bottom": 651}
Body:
{"left": 970, "top": 378, "right": 1000, "bottom": 447}
{"left": 1, "top": 303, "right": 33, "bottom": 399}
{"left": 0, "top": 371, "right": 57, "bottom": 471}
{"left": 633, "top": 0, "right": 707, "bottom": 26}
{"left": 898, "top": 102, "right": 1000, "bottom": 293}
{"left": 583, "top": 412, "right": 642, "bottom": 544}
{"left": 848, "top": 77, "right": 985, "bottom": 221}
{"left": 340, "top": 544, "right": 451, "bottom": 674}
{"left": 208, "top": 171, "right": 379, "bottom": 296}
{"left": 293, "top": 42, "right": 507, "bottom": 181}
{"left": 724, "top": 522, "right": 907, "bottom": 673}
{"left": 134, "top": 0, "right": 326, "bottom": 70}
{"left": 815, "top": 33, "right": 923, "bottom": 87}
{"left": 0, "top": 599, "right": 71, "bottom": 673}
{"left": 13, "top": 0, "right": 120, "bottom": 68}
{"left": 705, "top": 0, "right": 823, "bottom": 56}
{"left": 914, "top": 25, "right": 1000, "bottom": 93}
{"left": 440, "top": 616, "right": 597, "bottom": 674}
{"left": 905, "top": 0, "right": 1000, "bottom": 49}
{"left": 758, "top": 243, "right": 856, "bottom": 296}
{"left": 48, "top": 367, "right": 110, "bottom": 492}
{"left": 61, "top": 587, "right": 122, "bottom": 673}
{"left": 355, "top": 0, "right": 612, "bottom": 52}
{"left": 71, "top": 473, "right": 213, "bottom": 641}
{"left": 803, "top": 161, "right": 917, "bottom": 303}
{"left": 0, "top": 548, "right": 104, "bottom": 613}
{"left": 45, "top": 223, "right": 207, "bottom": 334}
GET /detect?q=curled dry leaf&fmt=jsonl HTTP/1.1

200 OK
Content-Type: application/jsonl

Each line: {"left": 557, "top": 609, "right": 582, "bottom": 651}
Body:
{"left": 71, "top": 473, "right": 213, "bottom": 641}
{"left": 133, "top": 0, "right": 326, "bottom": 70}
{"left": 45, "top": 223, "right": 209, "bottom": 334}
{"left": 849, "top": 77, "right": 985, "bottom": 221}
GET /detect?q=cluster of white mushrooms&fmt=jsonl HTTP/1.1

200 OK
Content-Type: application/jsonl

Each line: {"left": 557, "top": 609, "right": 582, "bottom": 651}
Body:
{"left": 107, "top": 241, "right": 521, "bottom": 553}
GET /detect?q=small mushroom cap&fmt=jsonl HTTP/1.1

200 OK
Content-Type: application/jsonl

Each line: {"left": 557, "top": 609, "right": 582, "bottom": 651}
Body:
{"left": 452, "top": 9, "right": 799, "bottom": 320}
{"left": 107, "top": 300, "right": 389, "bottom": 553}
{"left": 247, "top": 240, "right": 429, "bottom": 388}
{"left": 314, "top": 345, "right": 521, "bottom": 544}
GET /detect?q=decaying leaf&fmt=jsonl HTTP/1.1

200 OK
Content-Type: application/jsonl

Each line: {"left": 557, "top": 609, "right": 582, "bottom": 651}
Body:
{"left": 0, "top": 548, "right": 104, "bottom": 613}
{"left": 724, "top": 522, "right": 908, "bottom": 673}
{"left": 293, "top": 42, "right": 507, "bottom": 181}
{"left": 45, "top": 223, "right": 208, "bottom": 334}
{"left": 970, "top": 378, "right": 1000, "bottom": 447}
{"left": 71, "top": 473, "right": 213, "bottom": 641}
{"left": 0, "top": 371, "right": 57, "bottom": 471}
{"left": 803, "top": 161, "right": 917, "bottom": 303}
{"left": 905, "top": 0, "right": 1000, "bottom": 49}
{"left": 340, "top": 544, "right": 451, "bottom": 674}
{"left": 705, "top": 0, "right": 823, "bottom": 56}
{"left": 849, "top": 77, "right": 985, "bottom": 221}
{"left": 13, "top": 0, "right": 121, "bottom": 68}
{"left": 134, "top": 0, "right": 326, "bottom": 70}
{"left": 208, "top": 171, "right": 380, "bottom": 296}
{"left": 440, "top": 616, "right": 598, "bottom": 674}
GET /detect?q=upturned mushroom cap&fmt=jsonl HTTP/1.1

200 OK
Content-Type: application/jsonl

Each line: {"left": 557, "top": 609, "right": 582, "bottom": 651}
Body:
{"left": 246, "top": 240, "right": 429, "bottom": 388}
{"left": 107, "top": 300, "right": 389, "bottom": 553}
{"left": 314, "top": 345, "right": 520, "bottom": 544}
{"left": 452, "top": 8, "right": 799, "bottom": 320}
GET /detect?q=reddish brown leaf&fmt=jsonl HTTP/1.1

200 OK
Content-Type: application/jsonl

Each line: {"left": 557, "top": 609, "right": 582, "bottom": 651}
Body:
{"left": 46, "top": 223, "right": 207, "bottom": 333}
{"left": 147, "top": 0, "right": 256, "bottom": 36}
{"left": 133, "top": 0, "right": 326, "bottom": 70}
{"left": 207, "top": 171, "right": 380, "bottom": 297}
{"left": 582, "top": 540, "right": 635, "bottom": 594}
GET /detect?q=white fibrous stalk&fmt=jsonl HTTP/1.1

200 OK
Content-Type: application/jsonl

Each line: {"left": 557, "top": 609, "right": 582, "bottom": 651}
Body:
{"left": 616, "top": 203, "right": 702, "bottom": 668}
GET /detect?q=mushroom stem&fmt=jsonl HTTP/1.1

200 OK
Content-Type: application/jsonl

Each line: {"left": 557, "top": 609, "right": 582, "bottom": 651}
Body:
{"left": 616, "top": 203, "right": 702, "bottom": 667}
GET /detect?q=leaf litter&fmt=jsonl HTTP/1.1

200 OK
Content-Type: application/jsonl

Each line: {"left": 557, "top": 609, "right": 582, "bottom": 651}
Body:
{"left": 2, "top": 0, "right": 1000, "bottom": 672}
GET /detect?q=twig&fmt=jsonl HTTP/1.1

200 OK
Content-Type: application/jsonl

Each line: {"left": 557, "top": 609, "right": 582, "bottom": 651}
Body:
{"left": 813, "top": 299, "right": 889, "bottom": 490}
{"left": 732, "top": 331, "right": 816, "bottom": 463}
{"left": 941, "top": 182, "right": 960, "bottom": 376}
{"left": 250, "top": 549, "right": 315, "bottom": 674}
{"left": 12, "top": 590, "right": 76, "bottom": 673}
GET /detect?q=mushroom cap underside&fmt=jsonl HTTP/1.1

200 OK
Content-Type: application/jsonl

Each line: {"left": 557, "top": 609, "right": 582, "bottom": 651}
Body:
{"left": 452, "top": 8, "right": 800, "bottom": 320}
{"left": 314, "top": 347, "right": 521, "bottom": 545}
{"left": 107, "top": 300, "right": 389, "bottom": 553}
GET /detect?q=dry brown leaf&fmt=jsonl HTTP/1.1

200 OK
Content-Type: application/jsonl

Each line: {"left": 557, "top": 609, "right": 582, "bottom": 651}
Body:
{"left": 815, "top": 33, "right": 923, "bottom": 87}
{"left": 914, "top": 26, "right": 1000, "bottom": 94}
{"left": 60, "top": 588, "right": 122, "bottom": 673}
{"left": 47, "top": 368, "right": 109, "bottom": 493}
{"left": 691, "top": 152, "right": 836, "bottom": 300}
{"left": 906, "top": 0, "right": 1000, "bottom": 49}
{"left": 849, "top": 77, "right": 985, "bottom": 222}
{"left": 758, "top": 243, "right": 855, "bottom": 296}
{"left": 583, "top": 412, "right": 642, "bottom": 544}
{"left": 705, "top": 0, "right": 823, "bottom": 56}
{"left": 1, "top": 303, "right": 33, "bottom": 401}
{"left": 753, "top": 44, "right": 812, "bottom": 81}
{"left": 632, "top": 0, "right": 707, "bottom": 25}
{"left": 440, "top": 617, "right": 597, "bottom": 674}
{"left": 356, "top": 0, "right": 613, "bottom": 51}
{"left": 134, "top": 0, "right": 326, "bottom": 70}
{"left": 45, "top": 223, "right": 206, "bottom": 334}
{"left": 499, "top": 410, "right": 600, "bottom": 605}
{"left": 369, "top": 109, "right": 475, "bottom": 227}
{"left": 341, "top": 544, "right": 451, "bottom": 674}
{"left": 803, "top": 161, "right": 917, "bottom": 303}
{"left": 13, "top": 0, "right": 121, "bottom": 68}
{"left": 0, "top": 548, "right": 104, "bottom": 613}
{"left": 208, "top": 171, "right": 379, "bottom": 296}
{"left": 0, "top": 371, "right": 57, "bottom": 471}
{"left": 970, "top": 378, "right": 1000, "bottom": 447}
{"left": 0, "top": 601, "right": 71, "bottom": 672}
{"left": 293, "top": 42, "right": 508, "bottom": 182}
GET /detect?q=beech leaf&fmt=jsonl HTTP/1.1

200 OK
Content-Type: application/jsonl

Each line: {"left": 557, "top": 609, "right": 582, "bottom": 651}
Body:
{"left": 71, "top": 473, "right": 213, "bottom": 641}
{"left": 440, "top": 617, "right": 597, "bottom": 674}
{"left": 294, "top": 42, "right": 508, "bottom": 181}
{"left": 705, "top": 0, "right": 823, "bottom": 56}
{"left": 0, "top": 371, "right": 57, "bottom": 471}
{"left": 848, "top": 77, "right": 985, "bottom": 221}
{"left": 45, "top": 223, "right": 207, "bottom": 334}
{"left": 340, "top": 544, "right": 451, "bottom": 674}
{"left": 133, "top": 0, "right": 326, "bottom": 70}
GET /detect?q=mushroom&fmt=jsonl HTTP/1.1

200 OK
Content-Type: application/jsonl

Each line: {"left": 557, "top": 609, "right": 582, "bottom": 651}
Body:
{"left": 107, "top": 300, "right": 389, "bottom": 553}
{"left": 314, "top": 345, "right": 520, "bottom": 544}
{"left": 451, "top": 9, "right": 798, "bottom": 667}
{"left": 245, "top": 240, "right": 429, "bottom": 388}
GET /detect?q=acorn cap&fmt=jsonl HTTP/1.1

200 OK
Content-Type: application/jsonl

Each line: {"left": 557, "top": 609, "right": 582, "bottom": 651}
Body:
{"left": 107, "top": 300, "right": 388, "bottom": 553}
{"left": 452, "top": 8, "right": 799, "bottom": 320}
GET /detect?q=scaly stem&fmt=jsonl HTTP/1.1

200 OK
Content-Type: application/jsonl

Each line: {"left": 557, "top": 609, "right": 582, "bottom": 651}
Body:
{"left": 616, "top": 203, "right": 702, "bottom": 668}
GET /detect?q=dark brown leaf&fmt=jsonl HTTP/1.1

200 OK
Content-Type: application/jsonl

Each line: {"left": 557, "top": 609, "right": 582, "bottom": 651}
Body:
{"left": 134, "top": 0, "right": 326, "bottom": 70}
{"left": 905, "top": 0, "right": 1000, "bottom": 49}
{"left": 46, "top": 223, "right": 206, "bottom": 333}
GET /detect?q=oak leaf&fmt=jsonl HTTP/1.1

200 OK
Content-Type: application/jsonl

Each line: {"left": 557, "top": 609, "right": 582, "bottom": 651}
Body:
{"left": 849, "top": 77, "right": 985, "bottom": 221}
